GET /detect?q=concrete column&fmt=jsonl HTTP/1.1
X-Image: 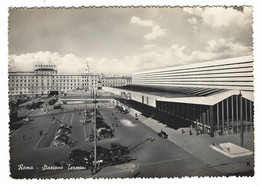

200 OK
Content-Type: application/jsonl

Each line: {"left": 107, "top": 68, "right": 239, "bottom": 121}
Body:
{"left": 245, "top": 99, "right": 248, "bottom": 122}
{"left": 217, "top": 103, "right": 220, "bottom": 135}
{"left": 210, "top": 106, "right": 214, "bottom": 137}
{"left": 231, "top": 96, "right": 234, "bottom": 131}
{"left": 202, "top": 109, "right": 206, "bottom": 133}
{"left": 199, "top": 105, "right": 202, "bottom": 123}
{"left": 187, "top": 104, "right": 190, "bottom": 122}
{"left": 236, "top": 95, "right": 239, "bottom": 132}
{"left": 206, "top": 106, "right": 210, "bottom": 134}
{"left": 249, "top": 101, "right": 252, "bottom": 123}
{"left": 249, "top": 101, "right": 253, "bottom": 131}
{"left": 222, "top": 101, "right": 225, "bottom": 134}
{"left": 240, "top": 95, "right": 243, "bottom": 146}
{"left": 226, "top": 98, "right": 229, "bottom": 134}
{"left": 207, "top": 106, "right": 210, "bottom": 126}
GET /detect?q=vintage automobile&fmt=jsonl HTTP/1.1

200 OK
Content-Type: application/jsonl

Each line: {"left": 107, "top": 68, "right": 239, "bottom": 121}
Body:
{"left": 53, "top": 135, "right": 71, "bottom": 146}
{"left": 157, "top": 130, "right": 168, "bottom": 139}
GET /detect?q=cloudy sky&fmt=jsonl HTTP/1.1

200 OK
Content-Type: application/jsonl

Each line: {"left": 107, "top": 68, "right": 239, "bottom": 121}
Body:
{"left": 9, "top": 7, "right": 253, "bottom": 75}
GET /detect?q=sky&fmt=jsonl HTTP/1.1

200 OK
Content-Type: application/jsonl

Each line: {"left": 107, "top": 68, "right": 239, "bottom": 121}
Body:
{"left": 8, "top": 7, "right": 253, "bottom": 75}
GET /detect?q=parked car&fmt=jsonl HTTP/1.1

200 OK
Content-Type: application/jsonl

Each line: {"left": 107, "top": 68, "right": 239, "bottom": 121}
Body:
{"left": 57, "top": 128, "right": 71, "bottom": 136}
{"left": 53, "top": 135, "right": 71, "bottom": 146}
{"left": 158, "top": 131, "right": 168, "bottom": 139}
{"left": 86, "top": 134, "right": 100, "bottom": 142}
{"left": 59, "top": 124, "right": 72, "bottom": 130}
{"left": 48, "top": 98, "right": 58, "bottom": 105}
{"left": 54, "top": 104, "right": 63, "bottom": 109}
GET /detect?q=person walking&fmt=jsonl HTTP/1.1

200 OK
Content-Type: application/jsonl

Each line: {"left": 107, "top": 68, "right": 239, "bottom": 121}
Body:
{"left": 246, "top": 159, "right": 251, "bottom": 167}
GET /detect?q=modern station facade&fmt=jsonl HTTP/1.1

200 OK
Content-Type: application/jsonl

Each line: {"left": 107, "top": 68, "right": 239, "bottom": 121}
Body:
{"left": 103, "top": 56, "right": 254, "bottom": 137}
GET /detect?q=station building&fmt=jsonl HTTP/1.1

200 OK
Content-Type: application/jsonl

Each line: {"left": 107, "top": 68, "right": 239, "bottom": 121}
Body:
{"left": 8, "top": 64, "right": 99, "bottom": 96}
{"left": 103, "top": 56, "right": 254, "bottom": 137}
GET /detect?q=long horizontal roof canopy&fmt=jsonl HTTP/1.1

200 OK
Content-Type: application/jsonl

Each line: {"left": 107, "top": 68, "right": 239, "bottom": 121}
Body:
{"left": 110, "top": 85, "right": 254, "bottom": 106}
{"left": 116, "top": 85, "right": 230, "bottom": 97}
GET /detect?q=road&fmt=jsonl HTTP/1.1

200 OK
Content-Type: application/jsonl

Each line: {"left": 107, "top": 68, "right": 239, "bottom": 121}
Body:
{"left": 9, "top": 102, "right": 222, "bottom": 178}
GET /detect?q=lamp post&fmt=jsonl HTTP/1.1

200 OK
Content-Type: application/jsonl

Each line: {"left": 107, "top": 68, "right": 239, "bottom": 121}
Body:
{"left": 92, "top": 88, "right": 98, "bottom": 174}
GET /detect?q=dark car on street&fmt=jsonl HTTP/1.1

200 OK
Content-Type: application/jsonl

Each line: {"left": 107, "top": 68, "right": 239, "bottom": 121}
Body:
{"left": 54, "top": 104, "right": 63, "bottom": 109}
{"left": 53, "top": 135, "right": 71, "bottom": 146}
{"left": 158, "top": 131, "right": 168, "bottom": 139}
{"left": 57, "top": 128, "right": 71, "bottom": 136}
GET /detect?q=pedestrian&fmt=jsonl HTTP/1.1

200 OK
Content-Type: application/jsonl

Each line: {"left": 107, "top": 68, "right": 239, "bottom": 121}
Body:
{"left": 39, "top": 130, "right": 43, "bottom": 136}
{"left": 181, "top": 129, "right": 185, "bottom": 134}
{"left": 246, "top": 159, "right": 251, "bottom": 166}
{"left": 189, "top": 130, "right": 193, "bottom": 135}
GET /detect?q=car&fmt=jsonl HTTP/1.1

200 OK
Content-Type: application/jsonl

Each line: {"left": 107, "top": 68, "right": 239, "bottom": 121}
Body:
{"left": 86, "top": 134, "right": 100, "bottom": 142}
{"left": 48, "top": 98, "right": 58, "bottom": 105}
{"left": 54, "top": 105, "right": 63, "bottom": 109}
{"left": 158, "top": 131, "right": 168, "bottom": 139}
{"left": 53, "top": 139, "right": 67, "bottom": 146}
{"left": 57, "top": 128, "right": 71, "bottom": 136}
{"left": 53, "top": 135, "right": 71, "bottom": 146}
{"left": 59, "top": 124, "right": 72, "bottom": 129}
{"left": 110, "top": 143, "right": 129, "bottom": 156}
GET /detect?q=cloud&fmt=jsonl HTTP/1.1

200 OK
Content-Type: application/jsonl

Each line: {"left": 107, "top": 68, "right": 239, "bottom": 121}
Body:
{"left": 187, "top": 17, "right": 198, "bottom": 25}
{"left": 9, "top": 37, "right": 252, "bottom": 76}
{"left": 191, "top": 38, "right": 252, "bottom": 61}
{"left": 9, "top": 51, "right": 87, "bottom": 74}
{"left": 144, "top": 25, "right": 166, "bottom": 40}
{"left": 183, "top": 7, "right": 252, "bottom": 28}
{"left": 130, "top": 16, "right": 154, "bottom": 27}
{"left": 130, "top": 16, "right": 167, "bottom": 40}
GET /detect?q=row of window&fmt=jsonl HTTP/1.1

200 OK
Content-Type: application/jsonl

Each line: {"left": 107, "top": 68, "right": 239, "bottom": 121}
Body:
{"left": 10, "top": 86, "right": 90, "bottom": 91}
{"left": 9, "top": 79, "right": 96, "bottom": 83}
{"left": 9, "top": 75, "right": 98, "bottom": 79}
{"left": 10, "top": 83, "right": 95, "bottom": 87}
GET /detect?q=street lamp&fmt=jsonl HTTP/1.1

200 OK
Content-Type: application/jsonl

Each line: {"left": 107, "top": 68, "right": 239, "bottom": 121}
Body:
{"left": 92, "top": 88, "right": 98, "bottom": 174}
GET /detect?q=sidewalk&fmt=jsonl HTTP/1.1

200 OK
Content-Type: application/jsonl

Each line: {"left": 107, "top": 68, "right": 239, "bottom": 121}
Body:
{"left": 132, "top": 109, "right": 254, "bottom": 175}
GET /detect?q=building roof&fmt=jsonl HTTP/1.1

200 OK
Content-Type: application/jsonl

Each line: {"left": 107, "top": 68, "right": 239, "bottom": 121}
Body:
{"left": 107, "top": 84, "right": 254, "bottom": 106}
{"left": 116, "top": 85, "right": 229, "bottom": 97}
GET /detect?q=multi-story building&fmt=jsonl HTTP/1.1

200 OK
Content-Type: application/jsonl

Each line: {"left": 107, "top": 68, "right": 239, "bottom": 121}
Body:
{"left": 101, "top": 76, "right": 132, "bottom": 87}
{"left": 8, "top": 64, "right": 99, "bottom": 96}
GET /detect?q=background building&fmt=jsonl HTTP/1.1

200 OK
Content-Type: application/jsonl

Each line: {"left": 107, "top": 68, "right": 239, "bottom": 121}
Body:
{"left": 103, "top": 56, "right": 254, "bottom": 137}
{"left": 9, "top": 64, "right": 99, "bottom": 96}
{"left": 101, "top": 76, "right": 132, "bottom": 87}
